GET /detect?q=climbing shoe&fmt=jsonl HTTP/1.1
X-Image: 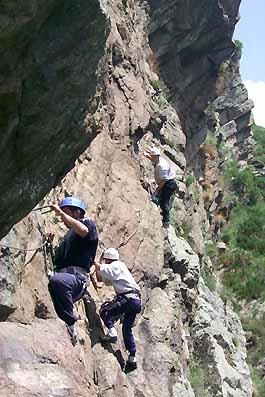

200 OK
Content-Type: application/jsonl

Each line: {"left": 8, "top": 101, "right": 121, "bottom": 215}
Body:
{"left": 124, "top": 356, "right": 137, "bottom": 373}
{"left": 101, "top": 334, "right": 118, "bottom": 344}
{"left": 101, "top": 327, "right": 118, "bottom": 344}
{"left": 66, "top": 324, "right": 78, "bottom": 346}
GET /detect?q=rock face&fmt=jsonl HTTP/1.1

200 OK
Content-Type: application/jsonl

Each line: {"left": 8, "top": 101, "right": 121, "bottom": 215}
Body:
{"left": 0, "top": 0, "right": 254, "bottom": 396}
{"left": 0, "top": 0, "right": 108, "bottom": 238}
{"left": 0, "top": 0, "right": 242, "bottom": 238}
{"left": 192, "top": 282, "right": 252, "bottom": 397}
{"left": 148, "top": 0, "right": 240, "bottom": 134}
{"left": 0, "top": 320, "right": 97, "bottom": 397}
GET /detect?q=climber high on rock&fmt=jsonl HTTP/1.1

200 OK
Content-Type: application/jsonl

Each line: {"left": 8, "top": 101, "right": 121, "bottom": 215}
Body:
{"left": 48, "top": 197, "right": 98, "bottom": 345}
{"left": 95, "top": 248, "right": 141, "bottom": 373}
{"left": 144, "top": 147, "right": 177, "bottom": 228}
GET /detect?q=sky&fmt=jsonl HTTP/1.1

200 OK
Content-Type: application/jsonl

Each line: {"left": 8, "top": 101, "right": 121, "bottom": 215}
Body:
{"left": 234, "top": 0, "right": 265, "bottom": 127}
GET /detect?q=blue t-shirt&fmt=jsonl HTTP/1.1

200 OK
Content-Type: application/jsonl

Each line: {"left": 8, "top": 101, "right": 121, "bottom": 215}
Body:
{"left": 54, "top": 218, "right": 98, "bottom": 272}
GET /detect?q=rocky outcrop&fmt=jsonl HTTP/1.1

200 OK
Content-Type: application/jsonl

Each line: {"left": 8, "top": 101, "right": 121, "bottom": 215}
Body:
{"left": 0, "top": 0, "right": 108, "bottom": 238}
{"left": 0, "top": 320, "right": 97, "bottom": 397}
{"left": 180, "top": 43, "right": 255, "bottom": 240}
{"left": 192, "top": 281, "right": 252, "bottom": 397}
{"left": 0, "top": 205, "right": 253, "bottom": 397}
{"left": 0, "top": 204, "right": 251, "bottom": 397}
{"left": 0, "top": 0, "right": 254, "bottom": 396}
{"left": 0, "top": 0, "right": 242, "bottom": 238}
{"left": 149, "top": 0, "right": 240, "bottom": 135}
{"left": 213, "top": 48, "right": 254, "bottom": 160}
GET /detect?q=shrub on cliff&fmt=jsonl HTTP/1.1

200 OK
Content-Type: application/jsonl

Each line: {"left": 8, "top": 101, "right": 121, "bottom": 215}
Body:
{"left": 234, "top": 39, "right": 243, "bottom": 50}
{"left": 253, "top": 124, "right": 265, "bottom": 163}
{"left": 224, "top": 161, "right": 265, "bottom": 206}
{"left": 221, "top": 125, "right": 265, "bottom": 300}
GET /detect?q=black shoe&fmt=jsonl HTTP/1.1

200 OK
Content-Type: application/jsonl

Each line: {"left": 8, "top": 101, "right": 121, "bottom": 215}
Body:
{"left": 163, "top": 222, "right": 170, "bottom": 229}
{"left": 66, "top": 324, "right": 78, "bottom": 346}
{"left": 124, "top": 358, "right": 137, "bottom": 373}
{"left": 100, "top": 334, "right": 118, "bottom": 344}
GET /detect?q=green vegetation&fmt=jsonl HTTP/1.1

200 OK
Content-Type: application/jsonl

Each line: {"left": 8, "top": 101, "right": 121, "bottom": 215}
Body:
{"left": 185, "top": 174, "right": 196, "bottom": 187}
{"left": 221, "top": 169, "right": 265, "bottom": 300}
{"left": 219, "top": 61, "right": 227, "bottom": 75}
{"left": 222, "top": 193, "right": 237, "bottom": 206}
{"left": 241, "top": 317, "right": 265, "bottom": 397}
{"left": 149, "top": 78, "right": 172, "bottom": 102}
{"left": 252, "top": 124, "right": 265, "bottom": 163}
{"left": 222, "top": 249, "right": 265, "bottom": 300}
{"left": 150, "top": 79, "right": 162, "bottom": 92}
{"left": 251, "top": 367, "right": 265, "bottom": 397}
{"left": 224, "top": 161, "right": 264, "bottom": 206}
{"left": 206, "top": 241, "right": 217, "bottom": 258}
{"left": 234, "top": 39, "right": 244, "bottom": 50}
{"left": 164, "top": 136, "right": 177, "bottom": 149}
{"left": 193, "top": 189, "right": 200, "bottom": 204}
{"left": 220, "top": 125, "right": 265, "bottom": 301}
{"left": 169, "top": 202, "right": 178, "bottom": 230}
{"left": 217, "top": 125, "right": 265, "bottom": 394}
{"left": 180, "top": 221, "right": 192, "bottom": 241}
{"left": 205, "top": 103, "right": 215, "bottom": 114}
{"left": 217, "top": 141, "right": 234, "bottom": 160}
{"left": 218, "top": 142, "right": 225, "bottom": 152}
{"left": 188, "top": 359, "right": 208, "bottom": 397}
{"left": 243, "top": 317, "right": 265, "bottom": 364}
{"left": 204, "top": 132, "right": 217, "bottom": 146}
{"left": 202, "top": 267, "right": 216, "bottom": 292}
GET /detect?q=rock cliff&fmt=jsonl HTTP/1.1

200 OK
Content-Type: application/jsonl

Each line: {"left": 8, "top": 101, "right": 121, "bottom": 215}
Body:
{"left": 0, "top": 0, "right": 254, "bottom": 396}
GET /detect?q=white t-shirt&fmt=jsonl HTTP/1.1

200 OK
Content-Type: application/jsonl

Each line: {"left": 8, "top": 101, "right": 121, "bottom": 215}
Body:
{"left": 100, "top": 260, "right": 140, "bottom": 299}
{"left": 154, "top": 157, "right": 175, "bottom": 184}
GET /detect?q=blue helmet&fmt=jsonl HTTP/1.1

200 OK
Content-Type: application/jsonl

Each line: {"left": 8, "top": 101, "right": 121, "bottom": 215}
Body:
{"left": 59, "top": 197, "right": 87, "bottom": 212}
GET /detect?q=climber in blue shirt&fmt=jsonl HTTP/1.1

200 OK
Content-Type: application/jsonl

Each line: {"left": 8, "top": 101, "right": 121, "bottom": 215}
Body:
{"left": 48, "top": 197, "right": 98, "bottom": 345}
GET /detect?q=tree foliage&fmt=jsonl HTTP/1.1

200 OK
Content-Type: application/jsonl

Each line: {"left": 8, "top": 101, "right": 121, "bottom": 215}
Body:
{"left": 253, "top": 124, "right": 265, "bottom": 163}
{"left": 221, "top": 125, "right": 265, "bottom": 300}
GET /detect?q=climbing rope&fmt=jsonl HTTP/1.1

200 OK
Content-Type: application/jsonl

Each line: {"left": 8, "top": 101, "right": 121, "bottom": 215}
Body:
{"left": 1, "top": 204, "right": 146, "bottom": 290}
{"left": 0, "top": 241, "right": 48, "bottom": 252}
{"left": 42, "top": 239, "right": 55, "bottom": 276}
{"left": 118, "top": 229, "right": 138, "bottom": 249}
{"left": 0, "top": 206, "right": 56, "bottom": 254}
{"left": 0, "top": 235, "right": 54, "bottom": 271}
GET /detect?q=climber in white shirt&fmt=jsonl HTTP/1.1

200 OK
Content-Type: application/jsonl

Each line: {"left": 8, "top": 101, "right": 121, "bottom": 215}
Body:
{"left": 95, "top": 248, "right": 141, "bottom": 373}
{"left": 145, "top": 147, "right": 177, "bottom": 228}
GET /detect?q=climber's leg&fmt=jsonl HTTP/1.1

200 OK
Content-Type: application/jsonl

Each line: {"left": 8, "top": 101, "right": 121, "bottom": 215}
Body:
{"left": 159, "top": 180, "right": 177, "bottom": 226}
{"left": 48, "top": 272, "right": 84, "bottom": 326}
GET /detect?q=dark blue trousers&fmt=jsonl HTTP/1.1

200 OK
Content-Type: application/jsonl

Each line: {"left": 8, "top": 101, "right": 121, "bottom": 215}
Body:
{"left": 48, "top": 271, "right": 86, "bottom": 326}
{"left": 100, "top": 295, "right": 141, "bottom": 355}
{"left": 159, "top": 179, "right": 177, "bottom": 223}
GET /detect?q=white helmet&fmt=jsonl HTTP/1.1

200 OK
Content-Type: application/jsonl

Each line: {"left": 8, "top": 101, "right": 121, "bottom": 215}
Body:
{"left": 149, "top": 147, "right": 160, "bottom": 156}
{"left": 103, "top": 248, "right": 119, "bottom": 260}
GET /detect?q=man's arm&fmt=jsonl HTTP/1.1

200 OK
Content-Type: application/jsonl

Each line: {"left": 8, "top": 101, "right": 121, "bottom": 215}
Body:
{"left": 51, "top": 205, "right": 89, "bottom": 237}
{"left": 95, "top": 262, "right": 103, "bottom": 282}
{"left": 95, "top": 262, "right": 113, "bottom": 285}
